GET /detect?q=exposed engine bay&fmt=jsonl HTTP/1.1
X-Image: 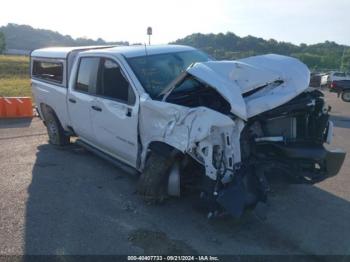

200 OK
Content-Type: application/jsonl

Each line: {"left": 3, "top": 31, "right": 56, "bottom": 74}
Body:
{"left": 165, "top": 76, "right": 232, "bottom": 115}
{"left": 241, "top": 89, "right": 336, "bottom": 183}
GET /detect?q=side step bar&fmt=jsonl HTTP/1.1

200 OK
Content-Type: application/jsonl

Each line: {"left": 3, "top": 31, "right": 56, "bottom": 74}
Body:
{"left": 75, "top": 139, "right": 139, "bottom": 176}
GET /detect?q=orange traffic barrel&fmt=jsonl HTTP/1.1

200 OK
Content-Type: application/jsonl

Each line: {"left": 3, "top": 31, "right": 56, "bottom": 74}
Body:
{"left": 0, "top": 97, "right": 33, "bottom": 118}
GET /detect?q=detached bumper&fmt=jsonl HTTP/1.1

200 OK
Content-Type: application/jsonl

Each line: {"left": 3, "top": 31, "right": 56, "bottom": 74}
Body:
{"left": 215, "top": 145, "right": 346, "bottom": 218}
{"left": 216, "top": 146, "right": 346, "bottom": 218}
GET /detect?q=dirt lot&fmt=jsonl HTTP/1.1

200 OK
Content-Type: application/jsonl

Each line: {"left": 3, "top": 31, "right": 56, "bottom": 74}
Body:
{"left": 0, "top": 91, "right": 350, "bottom": 255}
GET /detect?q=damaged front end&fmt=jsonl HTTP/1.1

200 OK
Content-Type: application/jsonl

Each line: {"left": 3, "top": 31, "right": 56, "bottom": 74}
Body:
{"left": 139, "top": 54, "right": 346, "bottom": 218}
{"left": 220, "top": 89, "right": 346, "bottom": 217}
{"left": 243, "top": 90, "right": 344, "bottom": 184}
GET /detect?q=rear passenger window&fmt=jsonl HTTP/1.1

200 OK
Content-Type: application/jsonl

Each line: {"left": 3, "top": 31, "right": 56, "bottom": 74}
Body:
{"left": 32, "top": 61, "right": 63, "bottom": 84}
{"left": 75, "top": 57, "right": 100, "bottom": 93}
{"left": 98, "top": 58, "right": 135, "bottom": 104}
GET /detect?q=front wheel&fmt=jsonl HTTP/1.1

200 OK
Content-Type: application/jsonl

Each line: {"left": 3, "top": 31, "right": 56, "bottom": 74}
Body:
{"left": 43, "top": 108, "right": 70, "bottom": 146}
{"left": 341, "top": 91, "right": 350, "bottom": 102}
{"left": 137, "top": 151, "right": 179, "bottom": 203}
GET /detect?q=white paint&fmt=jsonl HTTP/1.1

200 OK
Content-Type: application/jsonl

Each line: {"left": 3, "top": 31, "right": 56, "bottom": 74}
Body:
{"left": 186, "top": 54, "right": 310, "bottom": 119}
{"left": 31, "top": 45, "right": 195, "bottom": 59}
{"left": 138, "top": 98, "right": 244, "bottom": 181}
{"left": 31, "top": 46, "right": 112, "bottom": 59}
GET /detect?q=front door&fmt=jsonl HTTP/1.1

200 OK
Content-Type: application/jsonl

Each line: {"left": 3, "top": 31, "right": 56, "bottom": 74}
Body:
{"left": 90, "top": 57, "right": 139, "bottom": 168}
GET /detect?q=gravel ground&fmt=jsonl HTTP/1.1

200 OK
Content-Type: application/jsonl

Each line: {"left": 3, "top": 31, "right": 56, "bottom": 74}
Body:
{"left": 0, "top": 91, "right": 349, "bottom": 255}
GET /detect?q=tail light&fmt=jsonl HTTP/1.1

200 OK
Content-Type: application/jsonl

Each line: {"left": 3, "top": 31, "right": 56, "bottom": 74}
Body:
{"left": 331, "top": 82, "right": 336, "bottom": 88}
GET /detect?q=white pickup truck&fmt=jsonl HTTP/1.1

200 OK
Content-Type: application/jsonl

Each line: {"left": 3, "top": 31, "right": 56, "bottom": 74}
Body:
{"left": 31, "top": 45, "right": 345, "bottom": 218}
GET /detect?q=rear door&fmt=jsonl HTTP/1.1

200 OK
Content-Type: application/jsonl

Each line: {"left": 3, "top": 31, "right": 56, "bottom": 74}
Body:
{"left": 90, "top": 57, "right": 139, "bottom": 167}
{"left": 68, "top": 57, "right": 100, "bottom": 142}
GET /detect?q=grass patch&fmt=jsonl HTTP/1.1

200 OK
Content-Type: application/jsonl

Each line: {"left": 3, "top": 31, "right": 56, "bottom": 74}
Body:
{"left": 0, "top": 77, "right": 31, "bottom": 97}
{"left": 0, "top": 55, "right": 31, "bottom": 98}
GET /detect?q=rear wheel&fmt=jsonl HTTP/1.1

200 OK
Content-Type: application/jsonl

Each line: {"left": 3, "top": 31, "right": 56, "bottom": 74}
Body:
{"left": 341, "top": 91, "right": 350, "bottom": 102}
{"left": 42, "top": 107, "right": 70, "bottom": 146}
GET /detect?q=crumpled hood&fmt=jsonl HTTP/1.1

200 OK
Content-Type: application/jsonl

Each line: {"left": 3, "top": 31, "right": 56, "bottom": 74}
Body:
{"left": 186, "top": 54, "right": 310, "bottom": 120}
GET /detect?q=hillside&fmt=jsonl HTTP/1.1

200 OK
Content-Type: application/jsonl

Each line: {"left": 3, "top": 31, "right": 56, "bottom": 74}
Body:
{"left": 0, "top": 23, "right": 129, "bottom": 52}
{"left": 1, "top": 23, "right": 349, "bottom": 71}
{"left": 173, "top": 33, "right": 350, "bottom": 71}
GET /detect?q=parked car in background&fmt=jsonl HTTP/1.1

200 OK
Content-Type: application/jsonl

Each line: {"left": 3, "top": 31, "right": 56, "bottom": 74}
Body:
{"left": 329, "top": 80, "right": 350, "bottom": 102}
{"left": 320, "top": 72, "right": 350, "bottom": 88}
{"left": 309, "top": 73, "right": 323, "bottom": 87}
{"left": 329, "top": 72, "right": 350, "bottom": 82}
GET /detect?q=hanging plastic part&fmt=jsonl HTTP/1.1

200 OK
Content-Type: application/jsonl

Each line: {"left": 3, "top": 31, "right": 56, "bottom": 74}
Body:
{"left": 216, "top": 174, "right": 247, "bottom": 218}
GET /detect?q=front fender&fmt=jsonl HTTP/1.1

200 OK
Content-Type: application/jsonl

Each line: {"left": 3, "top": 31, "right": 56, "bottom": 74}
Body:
{"left": 139, "top": 99, "right": 245, "bottom": 180}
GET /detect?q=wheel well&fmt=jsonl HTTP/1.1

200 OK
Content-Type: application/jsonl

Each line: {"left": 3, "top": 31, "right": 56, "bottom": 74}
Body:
{"left": 40, "top": 104, "right": 63, "bottom": 129}
{"left": 40, "top": 103, "right": 53, "bottom": 124}
{"left": 40, "top": 103, "right": 74, "bottom": 136}
{"left": 40, "top": 103, "right": 55, "bottom": 114}
{"left": 148, "top": 141, "right": 183, "bottom": 159}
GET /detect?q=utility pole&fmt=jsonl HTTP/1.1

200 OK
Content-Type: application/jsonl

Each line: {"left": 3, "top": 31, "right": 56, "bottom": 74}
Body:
{"left": 147, "top": 27, "right": 152, "bottom": 45}
{"left": 340, "top": 47, "right": 346, "bottom": 71}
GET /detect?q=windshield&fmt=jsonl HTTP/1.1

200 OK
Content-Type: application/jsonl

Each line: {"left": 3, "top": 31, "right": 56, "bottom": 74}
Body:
{"left": 126, "top": 50, "right": 211, "bottom": 99}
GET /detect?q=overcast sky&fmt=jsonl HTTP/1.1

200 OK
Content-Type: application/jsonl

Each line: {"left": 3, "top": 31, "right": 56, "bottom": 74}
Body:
{"left": 1, "top": 0, "right": 349, "bottom": 45}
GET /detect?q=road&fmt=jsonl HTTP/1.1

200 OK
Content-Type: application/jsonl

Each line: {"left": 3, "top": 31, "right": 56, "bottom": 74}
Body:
{"left": 0, "top": 91, "right": 350, "bottom": 256}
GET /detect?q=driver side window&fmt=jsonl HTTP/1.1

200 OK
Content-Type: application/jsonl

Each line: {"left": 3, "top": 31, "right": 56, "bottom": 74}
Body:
{"left": 97, "top": 58, "right": 136, "bottom": 105}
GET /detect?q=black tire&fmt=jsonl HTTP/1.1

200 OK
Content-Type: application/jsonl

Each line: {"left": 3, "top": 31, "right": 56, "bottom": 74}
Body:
{"left": 341, "top": 91, "right": 350, "bottom": 102}
{"left": 137, "top": 151, "right": 176, "bottom": 203}
{"left": 42, "top": 107, "right": 70, "bottom": 146}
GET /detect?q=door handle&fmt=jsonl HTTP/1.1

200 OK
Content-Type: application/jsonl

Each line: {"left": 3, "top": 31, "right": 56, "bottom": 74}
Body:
{"left": 91, "top": 105, "right": 102, "bottom": 112}
{"left": 69, "top": 98, "right": 76, "bottom": 103}
{"left": 126, "top": 108, "right": 132, "bottom": 117}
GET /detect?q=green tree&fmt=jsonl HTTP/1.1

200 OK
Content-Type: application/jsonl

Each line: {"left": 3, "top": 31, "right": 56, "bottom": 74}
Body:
{"left": 0, "top": 31, "right": 5, "bottom": 54}
{"left": 173, "top": 32, "right": 348, "bottom": 70}
{"left": 0, "top": 23, "right": 129, "bottom": 51}
{"left": 340, "top": 49, "right": 350, "bottom": 72}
